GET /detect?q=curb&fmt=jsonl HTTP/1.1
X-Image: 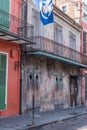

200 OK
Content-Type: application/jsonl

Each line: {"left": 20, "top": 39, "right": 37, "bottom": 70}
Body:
{"left": 21, "top": 112, "right": 87, "bottom": 130}
{"left": 62, "top": 112, "right": 87, "bottom": 121}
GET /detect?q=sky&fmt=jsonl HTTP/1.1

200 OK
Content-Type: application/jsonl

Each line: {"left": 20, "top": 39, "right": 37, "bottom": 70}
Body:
{"left": 83, "top": 0, "right": 87, "bottom": 5}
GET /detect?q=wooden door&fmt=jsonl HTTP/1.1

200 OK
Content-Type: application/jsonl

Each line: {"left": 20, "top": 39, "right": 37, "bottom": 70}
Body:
{"left": 70, "top": 76, "right": 78, "bottom": 106}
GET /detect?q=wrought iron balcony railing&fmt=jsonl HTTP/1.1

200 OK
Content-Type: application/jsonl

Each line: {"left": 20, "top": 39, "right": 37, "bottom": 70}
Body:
{"left": 0, "top": 9, "right": 33, "bottom": 41}
{"left": 27, "top": 36, "right": 87, "bottom": 66}
{"left": 18, "top": 26, "right": 34, "bottom": 39}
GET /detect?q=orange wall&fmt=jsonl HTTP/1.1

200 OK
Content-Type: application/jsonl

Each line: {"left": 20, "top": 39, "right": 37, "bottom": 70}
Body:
{"left": 10, "top": 0, "right": 21, "bottom": 34}
{"left": 0, "top": 39, "right": 20, "bottom": 116}
{"left": 10, "top": 0, "right": 20, "bottom": 18}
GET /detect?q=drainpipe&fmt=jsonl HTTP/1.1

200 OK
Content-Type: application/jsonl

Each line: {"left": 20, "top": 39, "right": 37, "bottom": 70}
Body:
{"left": 19, "top": 0, "right": 28, "bottom": 115}
{"left": 79, "top": 1, "right": 83, "bottom": 106}
{"left": 19, "top": 44, "right": 23, "bottom": 115}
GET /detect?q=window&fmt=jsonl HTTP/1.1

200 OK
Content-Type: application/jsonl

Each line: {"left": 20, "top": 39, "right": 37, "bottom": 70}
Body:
{"left": 0, "top": 53, "right": 7, "bottom": 110}
{"left": 75, "top": 2, "right": 79, "bottom": 11}
{"left": 83, "top": 31, "right": 86, "bottom": 54}
{"left": 54, "top": 22, "right": 63, "bottom": 55}
{"left": 32, "top": 9, "right": 40, "bottom": 36}
{"left": 55, "top": 73, "right": 63, "bottom": 90}
{"left": 69, "top": 32, "right": 76, "bottom": 60}
{"left": 62, "top": 6, "right": 67, "bottom": 13}
{"left": 83, "top": 13, "right": 87, "bottom": 20}
{"left": 69, "top": 32, "right": 76, "bottom": 50}
{"left": 60, "top": 4, "right": 68, "bottom": 13}
{"left": 54, "top": 22, "right": 63, "bottom": 44}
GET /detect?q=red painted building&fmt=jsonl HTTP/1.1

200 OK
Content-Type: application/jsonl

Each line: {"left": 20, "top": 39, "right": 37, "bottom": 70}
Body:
{"left": 0, "top": 0, "right": 21, "bottom": 116}
{"left": 0, "top": 40, "right": 20, "bottom": 116}
{"left": 0, "top": 0, "right": 32, "bottom": 116}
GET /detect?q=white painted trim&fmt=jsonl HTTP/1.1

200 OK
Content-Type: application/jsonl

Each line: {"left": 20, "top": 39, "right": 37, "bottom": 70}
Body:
{"left": 0, "top": 52, "right": 8, "bottom": 55}
{"left": 0, "top": 52, "right": 8, "bottom": 110}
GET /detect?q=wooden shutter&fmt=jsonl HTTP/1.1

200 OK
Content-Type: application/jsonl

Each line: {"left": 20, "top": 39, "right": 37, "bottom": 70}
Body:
{"left": 0, "top": 0, "right": 9, "bottom": 30}
{"left": 0, "top": 53, "right": 7, "bottom": 110}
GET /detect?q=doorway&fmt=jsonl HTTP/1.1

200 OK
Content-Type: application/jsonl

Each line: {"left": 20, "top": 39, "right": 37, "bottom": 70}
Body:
{"left": 26, "top": 71, "right": 40, "bottom": 111}
{"left": 70, "top": 76, "right": 78, "bottom": 106}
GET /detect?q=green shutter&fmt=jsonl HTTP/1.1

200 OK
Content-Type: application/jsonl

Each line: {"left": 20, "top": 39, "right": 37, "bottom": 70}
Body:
{"left": 0, "top": 53, "right": 7, "bottom": 110}
{"left": 0, "top": 0, "right": 9, "bottom": 30}
{"left": 0, "top": 0, "right": 9, "bottom": 12}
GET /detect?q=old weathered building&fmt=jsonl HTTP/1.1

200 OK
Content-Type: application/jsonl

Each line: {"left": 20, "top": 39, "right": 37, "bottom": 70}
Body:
{"left": 53, "top": 0, "right": 87, "bottom": 107}
{"left": 21, "top": 0, "right": 87, "bottom": 113}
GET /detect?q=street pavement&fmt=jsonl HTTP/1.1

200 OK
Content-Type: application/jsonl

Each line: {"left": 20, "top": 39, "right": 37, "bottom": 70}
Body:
{"left": 0, "top": 106, "right": 87, "bottom": 130}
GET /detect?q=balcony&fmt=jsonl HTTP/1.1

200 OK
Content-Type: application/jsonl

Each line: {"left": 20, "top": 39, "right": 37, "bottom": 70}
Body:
{"left": 26, "top": 36, "right": 87, "bottom": 68}
{"left": 18, "top": 26, "right": 34, "bottom": 40}
{"left": 0, "top": 9, "right": 33, "bottom": 44}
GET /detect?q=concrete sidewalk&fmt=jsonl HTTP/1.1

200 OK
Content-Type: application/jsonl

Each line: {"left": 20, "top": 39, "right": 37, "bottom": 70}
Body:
{"left": 0, "top": 106, "right": 87, "bottom": 130}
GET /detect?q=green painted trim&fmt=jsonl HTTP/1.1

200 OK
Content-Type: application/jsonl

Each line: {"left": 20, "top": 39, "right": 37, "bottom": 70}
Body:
{"left": 0, "top": 0, "right": 9, "bottom": 13}
{"left": 0, "top": 0, "right": 10, "bottom": 31}
{"left": 27, "top": 51, "right": 87, "bottom": 68}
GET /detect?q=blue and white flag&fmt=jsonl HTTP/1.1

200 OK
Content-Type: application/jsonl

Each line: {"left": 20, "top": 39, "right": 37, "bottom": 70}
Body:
{"left": 32, "top": 0, "right": 54, "bottom": 25}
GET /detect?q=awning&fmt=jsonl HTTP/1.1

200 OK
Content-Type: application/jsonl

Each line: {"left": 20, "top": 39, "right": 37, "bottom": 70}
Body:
{"left": 27, "top": 51, "right": 87, "bottom": 68}
{"left": 0, "top": 30, "right": 34, "bottom": 45}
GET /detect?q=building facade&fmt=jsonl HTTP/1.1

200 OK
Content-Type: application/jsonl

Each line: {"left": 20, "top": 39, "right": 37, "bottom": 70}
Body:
{"left": 0, "top": 0, "right": 33, "bottom": 116}
{"left": 0, "top": 0, "right": 21, "bottom": 116}
{"left": 54, "top": 0, "right": 87, "bottom": 106}
{"left": 21, "top": 0, "right": 87, "bottom": 113}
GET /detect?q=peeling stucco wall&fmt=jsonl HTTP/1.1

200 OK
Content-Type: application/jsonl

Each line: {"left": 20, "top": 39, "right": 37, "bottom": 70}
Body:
{"left": 22, "top": 56, "right": 81, "bottom": 113}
